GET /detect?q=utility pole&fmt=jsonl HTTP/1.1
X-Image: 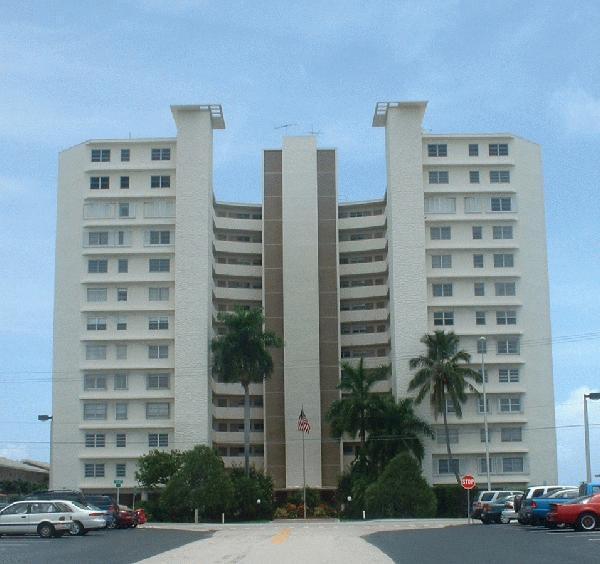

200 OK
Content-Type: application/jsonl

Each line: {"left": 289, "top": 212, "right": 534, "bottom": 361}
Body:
{"left": 584, "top": 393, "right": 600, "bottom": 482}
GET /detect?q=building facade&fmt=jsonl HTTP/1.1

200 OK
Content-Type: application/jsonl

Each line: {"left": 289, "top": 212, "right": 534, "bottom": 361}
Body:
{"left": 51, "top": 101, "right": 558, "bottom": 496}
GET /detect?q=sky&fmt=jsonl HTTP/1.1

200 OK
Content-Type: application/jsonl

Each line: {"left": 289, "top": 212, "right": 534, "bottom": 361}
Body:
{"left": 1, "top": 0, "right": 599, "bottom": 485}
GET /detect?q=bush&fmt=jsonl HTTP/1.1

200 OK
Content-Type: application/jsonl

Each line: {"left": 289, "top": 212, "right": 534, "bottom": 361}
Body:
{"left": 365, "top": 453, "right": 437, "bottom": 518}
{"left": 433, "top": 485, "right": 476, "bottom": 518}
{"left": 229, "top": 467, "right": 274, "bottom": 521}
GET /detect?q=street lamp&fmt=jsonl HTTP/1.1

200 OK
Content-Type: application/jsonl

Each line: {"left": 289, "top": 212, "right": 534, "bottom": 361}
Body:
{"left": 584, "top": 393, "right": 600, "bottom": 482}
{"left": 37, "top": 415, "right": 53, "bottom": 487}
{"left": 479, "top": 337, "right": 491, "bottom": 491}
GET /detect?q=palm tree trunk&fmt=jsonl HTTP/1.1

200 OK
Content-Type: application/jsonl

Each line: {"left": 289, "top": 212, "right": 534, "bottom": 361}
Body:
{"left": 243, "top": 383, "right": 250, "bottom": 477}
{"left": 442, "top": 408, "right": 461, "bottom": 486}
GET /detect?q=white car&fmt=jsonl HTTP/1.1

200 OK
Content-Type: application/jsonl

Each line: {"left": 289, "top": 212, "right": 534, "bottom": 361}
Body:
{"left": 58, "top": 500, "right": 107, "bottom": 535}
{"left": 500, "top": 495, "right": 519, "bottom": 523}
{"left": 0, "top": 501, "right": 73, "bottom": 538}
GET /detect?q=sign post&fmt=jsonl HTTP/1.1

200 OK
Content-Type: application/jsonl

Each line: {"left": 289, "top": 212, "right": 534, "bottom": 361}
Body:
{"left": 461, "top": 474, "right": 476, "bottom": 524}
{"left": 114, "top": 479, "right": 123, "bottom": 506}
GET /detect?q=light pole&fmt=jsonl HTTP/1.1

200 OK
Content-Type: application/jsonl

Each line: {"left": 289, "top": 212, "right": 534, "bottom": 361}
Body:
{"left": 479, "top": 337, "right": 491, "bottom": 491}
{"left": 38, "top": 414, "right": 53, "bottom": 488}
{"left": 584, "top": 393, "right": 600, "bottom": 482}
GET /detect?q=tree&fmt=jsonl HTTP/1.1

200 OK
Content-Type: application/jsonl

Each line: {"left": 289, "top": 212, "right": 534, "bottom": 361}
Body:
{"left": 408, "top": 331, "right": 481, "bottom": 485}
{"left": 326, "top": 358, "right": 390, "bottom": 458}
{"left": 229, "top": 467, "right": 275, "bottom": 521}
{"left": 135, "top": 449, "right": 184, "bottom": 490}
{"left": 211, "top": 307, "right": 283, "bottom": 476}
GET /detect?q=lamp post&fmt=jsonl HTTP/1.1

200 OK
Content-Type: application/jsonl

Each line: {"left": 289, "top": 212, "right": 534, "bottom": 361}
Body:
{"left": 37, "top": 414, "right": 53, "bottom": 487}
{"left": 479, "top": 337, "right": 491, "bottom": 491}
{"left": 584, "top": 393, "right": 600, "bottom": 482}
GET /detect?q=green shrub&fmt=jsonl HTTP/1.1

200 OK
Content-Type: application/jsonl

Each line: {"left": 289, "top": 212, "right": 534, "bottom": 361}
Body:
{"left": 229, "top": 467, "right": 274, "bottom": 521}
{"left": 433, "top": 484, "right": 476, "bottom": 518}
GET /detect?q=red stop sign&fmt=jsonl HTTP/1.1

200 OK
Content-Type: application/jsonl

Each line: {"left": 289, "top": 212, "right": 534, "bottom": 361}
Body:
{"left": 461, "top": 475, "right": 476, "bottom": 490}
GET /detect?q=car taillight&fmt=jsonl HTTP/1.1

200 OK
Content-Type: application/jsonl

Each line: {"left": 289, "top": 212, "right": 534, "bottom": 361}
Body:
{"left": 506, "top": 502, "right": 514, "bottom": 509}
{"left": 531, "top": 501, "right": 537, "bottom": 509}
{"left": 89, "top": 512, "right": 104, "bottom": 517}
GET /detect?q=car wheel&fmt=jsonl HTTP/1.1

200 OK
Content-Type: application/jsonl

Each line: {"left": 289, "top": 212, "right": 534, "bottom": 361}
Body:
{"left": 38, "top": 523, "right": 55, "bottom": 538}
{"left": 70, "top": 521, "right": 85, "bottom": 536}
{"left": 500, "top": 514, "right": 510, "bottom": 524}
{"left": 107, "top": 520, "right": 117, "bottom": 529}
{"left": 576, "top": 512, "right": 598, "bottom": 532}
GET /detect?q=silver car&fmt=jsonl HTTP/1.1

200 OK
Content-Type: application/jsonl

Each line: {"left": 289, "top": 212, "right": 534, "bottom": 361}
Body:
{"left": 0, "top": 501, "right": 72, "bottom": 538}
{"left": 61, "top": 500, "right": 107, "bottom": 535}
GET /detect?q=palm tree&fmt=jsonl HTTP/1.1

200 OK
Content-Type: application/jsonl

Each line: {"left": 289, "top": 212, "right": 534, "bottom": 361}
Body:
{"left": 211, "top": 306, "right": 283, "bottom": 476}
{"left": 408, "top": 331, "right": 481, "bottom": 485}
{"left": 327, "top": 358, "right": 390, "bottom": 459}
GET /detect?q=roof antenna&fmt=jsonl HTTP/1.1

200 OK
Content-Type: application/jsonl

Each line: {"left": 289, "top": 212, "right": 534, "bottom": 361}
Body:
{"left": 306, "top": 125, "right": 322, "bottom": 136}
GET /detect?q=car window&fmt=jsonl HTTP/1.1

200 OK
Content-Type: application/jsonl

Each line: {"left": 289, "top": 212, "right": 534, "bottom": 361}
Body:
{"left": 481, "top": 493, "right": 495, "bottom": 501}
{"left": 2, "top": 503, "right": 29, "bottom": 515}
{"left": 532, "top": 489, "right": 544, "bottom": 497}
{"left": 29, "top": 502, "right": 54, "bottom": 514}
{"left": 71, "top": 501, "right": 88, "bottom": 510}
{"left": 592, "top": 486, "right": 600, "bottom": 495}
{"left": 54, "top": 503, "right": 73, "bottom": 512}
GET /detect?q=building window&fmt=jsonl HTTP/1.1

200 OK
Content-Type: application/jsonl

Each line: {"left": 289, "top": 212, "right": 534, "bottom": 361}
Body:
{"left": 479, "top": 458, "right": 491, "bottom": 473}
{"left": 475, "top": 311, "right": 486, "bottom": 325}
{"left": 88, "top": 259, "right": 108, "bottom": 274}
{"left": 425, "top": 197, "right": 456, "bottom": 213}
{"left": 84, "top": 374, "right": 107, "bottom": 390}
{"left": 436, "top": 428, "right": 458, "bottom": 444}
{"left": 495, "top": 282, "right": 516, "bottom": 296}
{"left": 115, "top": 402, "right": 128, "bottom": 420}
{"left": 430, "top": 226, "right": 451, "bottom": 240}
{"left": 120, "top": 176, "right": 129, "bottom": 189}
{"left": 445, "top": 399, "right": 456, "bottom": 413}
{"left": 438, "top": 458, "right": 460, "bottom": 474}
{"left": 87, "top": 288, "right": 107, "bottom": 302}
{"left": 464, "top": 197, "right": 483, "bottom": 213}
{"left": 478, "top": 397, "right": 490, "bottom": 413}
{"left": 493, "top": 226, "right": 513, "bottom": 239}
{"left": 88, "top": 231, "right": 109, "bottom": 246}
{"left": 146, "top": 402, "right": 170, "bottom": 419}
{"left": 502, "top": 457, "right": 523, "bottom": 473}
{"left": 118, "top": 202, "right": 131, "bottom": 218}
{"left": 116, "top": 464, "right": 126, "bottom": 478}
{"left": 497, "top": 337, "right": 520, "bottom": 354}
{"left": 84, "top": 463, "right": 105, "bottom": 478}
{"left": 489, "top": 143, "right": 509, "bottom": 156}
{"left": 83, "top": 403, "right": 107, "bottom": 420}
{"left": 480, "top": 428, "right": 491, "bottom": 442}
{"left": 148, "top": 345, "right": 168, "bottom": 359}
{"left": 86, "top": 345, "right": 107, "bottom": 360}
{"left": 432, "top": 283, "right": 453, "bottom": 297}
{"left": 432, "top": 255, "right": 452, "bottom": 268}
{"left": 116, "top": 433, "right": 126, "bottom": 447}
{"left": 120, "top": 149, "right": 130, "bottom": 162}
{"left": 90, "top": 176, "right": 109, "bottom": 190}
{"left": 490, "top": 170, "right": 510, "bottom": 183}
{"left": 149, "top": 287, "right": 169, "bottom": 301}
{"left": 151, "top": 148, "right": 171, "bottom": 160}
{"left": 117, "top": 288, "right": 128, "bottom": 302}
{"left": 490, "top": 197, "right": 512, "bottom": 211}
{"left": 85, "top": 433, "right": 106, "bottom": 448}
{"left": 472, "top": 226, "right": 483, "bottom": 239}
{"left": 116, "top": 345, "right": 127, "bottom": 360}
{"left": 116, "top": 316, "right": 127, "bottom": 330}
{"left": 477, "top": 339, "right": 487, "bottom": 353}
{"left": 148, "top": 433, "right": 169, "bottom": 448}
{"left": 91, "top": 149, "right": 110, "bottom": 162}
{"left": 499, "top": 368, "right": 520, "bottom": 383}
{"left": 428, "top": 171, "right": 449, "bottom": 184}
{"left": 149, "top": 258, "right": 170, "bottom": 272}
{"left": 433, "top": 311, "right": 454, "bottom": 326}
{"left": 500, "top": 397, "right": 521, "bottom": 412}
{"left": 494, "top": 253, "right": 514, "bottom": 268}
{"left": 469, "top": 170, "right": 480, "bottom": 184}
{"left": 147, "top": 373, "right": 170, "bottom": 389}
{"left": 150, "top": 175, "right": 171, "bottom": 189}
{"left": 501, "top": 427, "right": 522, "bottom": 442}
{"left": 114, "top": 372, "right": 128, "bottom": 390}
{"left": 149, "top": 316, "right": 169, "bottom": 330}
{"left": 496, "top": 310, "right": 517, "bottom": 325}
{"left": 87, "top": 317, "right": 107, "bottom": 331}
{"left": 474, "top": 282, "right": 485, "bottom": 296}
{"left": 149, "top": 231, "right": 171, "bottom": 245}
{"left": 427, "top": 144, "right": 447, "bottom": 157}
{"left": 468, "top": 144, "right": 479, "bottom": 156}
{"left": 117, "top": 259, "right": 128, "bottom": 273}
{"left": 473, "top": 254, "right": 484, "bottom": 268}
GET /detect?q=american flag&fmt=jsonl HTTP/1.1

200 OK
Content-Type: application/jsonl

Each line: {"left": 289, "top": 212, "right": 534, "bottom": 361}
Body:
{"left": 298, "top": 408, "right": 311, "bottom": 434}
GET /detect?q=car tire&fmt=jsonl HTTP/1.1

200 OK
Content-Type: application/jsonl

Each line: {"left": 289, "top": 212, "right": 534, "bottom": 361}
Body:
{"left": 38, "top": 523, "right": 55, "bottom": 539}
{"left": 107, "top": 520, "right": 117, "bottom": 529}
{"left": 500, "top": 515, "right": 510, "bottom": 524}
{"left": 70, "top": 521, "right": 86, "bottom": 536}
{"left": 576, "top": 512, "right": 598, "bottom": 532}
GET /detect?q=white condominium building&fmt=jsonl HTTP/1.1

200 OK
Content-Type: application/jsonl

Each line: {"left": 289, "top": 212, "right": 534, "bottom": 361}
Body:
{"left": 51, "top": 101, "right": 557, "bottom": 498}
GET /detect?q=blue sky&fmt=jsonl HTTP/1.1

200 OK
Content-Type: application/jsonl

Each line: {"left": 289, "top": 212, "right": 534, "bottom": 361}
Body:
{"left": 1, "top": 0, "right": 598, "bottom": 485}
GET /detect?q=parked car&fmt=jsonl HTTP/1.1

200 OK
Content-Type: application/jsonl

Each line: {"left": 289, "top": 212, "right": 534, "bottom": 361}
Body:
{"left": 472, "top": 491, "right": 523, "bottom": 519}
{"left": 59, "top": 500, "right": 107, "bottom": 535}
{"left": 84, "top": 495, "right": 118, "bottom": 528}
{"left": 517, "top": 485, "right": 576, "bottom": 524}
{"left": 578, "top": 482, "right": 600, "bottom": 497}
{"left": 546, "top": 494, "right": 600, "bottom": 531}
{"left": 0, "top": 501, "right": 73, "bottom": 538}
{"left": 115, "top": 505, "right": 137, "bottom": 528}
{"left": 23, "top": 490, "right": 87, "bottom": 505}
{"left": 134, "top": 508, "right": 147, "bottom": 524}
{"left": 500, "top": 495, "right": 519, "bottom": 524}
{"left": 522, "top": 489, "right": 580, "bottom": 526}
{"left": 480, "top": 495, "right": 518, "bottom": 524}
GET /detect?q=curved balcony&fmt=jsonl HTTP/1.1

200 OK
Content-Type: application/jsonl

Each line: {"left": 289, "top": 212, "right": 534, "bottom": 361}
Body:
{"left": 212, "top": 431, "right": 264, "bottom": 443}
{"left": 214, "top": 240, "right": 262, "bottom": 255}
{"left": 338, "top": 215, "right": 386, "bottom": 230}
{"left": 340, "top": 286, "right": 388, "bottom": 300}
{"left": 211, "top": 381, "right": 263, "bottom": 395}
{"left": 339, "top": 238, "right": 387, "bottom": 254}
{"left": 214, "top": 216, "right": 262, "bottom": 232}
{"left": 339, "top": 309, "right": 389, "bottom": 324}
{"left": 222, "top": 456, "right": 264, "bottom": 469}
{"left": 213, "top": 287, "right": 262, "bottom": 301}
{"left": 339, "top": 261, "right": 387, "bottom": 276}
{"left": 340, "top": 332, "right": 390, "bottom": 348}
{"left": 212, "top": 406, "right": 264, "bottom": 419}
{"left": 214, "top": 264, "right": 262, "bottom": 278}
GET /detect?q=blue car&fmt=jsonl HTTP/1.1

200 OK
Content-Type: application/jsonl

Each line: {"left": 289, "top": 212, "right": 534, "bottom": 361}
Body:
{"left": 523, "top": 489, "right": 579, "bottom": 525}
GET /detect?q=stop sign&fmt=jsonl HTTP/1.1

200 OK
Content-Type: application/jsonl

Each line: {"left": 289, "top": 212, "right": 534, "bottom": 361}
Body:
{"left": 461, "top": 475, "right": 476, "bottom": 490}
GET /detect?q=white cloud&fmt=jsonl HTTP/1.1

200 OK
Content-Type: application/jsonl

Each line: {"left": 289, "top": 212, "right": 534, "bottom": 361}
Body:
{"left": 551, "top": 86, "right": 600, "bottom": 135}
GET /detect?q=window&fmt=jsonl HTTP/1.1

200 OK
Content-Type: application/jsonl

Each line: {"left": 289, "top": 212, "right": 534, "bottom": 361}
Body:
{"left": 148, "top": 345, "right": 168, "bottom": 359}
{"left": 438, "top": 458, "right": 460, "bottom": 474}
{"left": 114, "top": 372, "right": 128, "bottom": 390}
{"left": 474, "top": 282, "right": 485, "bottom": 296}
{"left": 151, "top": 148, "right": 171, "bottom": 160}
{"left": 85, "top": 433, "right": 106, "bottom": 448}
{"left": 432, "top": 283, "right": 453, "bottom": 297}
{"left": 84, "top": 463, "right": 105, "bottom": 478}
{"left": 428, "top": 171, "right": 449, "bottom": 184}
{"left": 425, "top": 197, "right": 456, "bottom": 213}
{"left": 478, "top": 397, "right": 490, "bottom": 413}
{"left": 433, "top": 311, "right": 454, "bottom": 326}
{"left": 477, "top": 338, "right": 487, "bottom": 353}
{"left": 120, "top": 176, "right": 129, "bottom": 189}
{"left": 87, "top": 317, "right": 107, "bottom": 331}
{"left": 472, "top": 226, "right": 482, "bottom": 240}
{"left": 475, "top": 311, "right": 486, "bottom": 325}
{"left": 116, "top": 231, "right": 129, "bottom": 246}
{"left": 445, "top": 399, "right": 456, "bottom": 413}
{"left": 473, "top": 254, "right": 484, "bottom": 268}
{"left": 149, "top": 287, "right": 169, "bottom": 301}
{"left": 116, "top": 345, "right": 127, "bottom": 360}
{"left": 149, "top": 316, "right": 169, "bottom": 330}
{"left": 468, "top": 144, "right": 479, "bottom": 156}
{"left": 84, "top": 374, "right": 107, "bottom": 390}
{"left": 436, "top": 428, "right": 458, "bottom": 444}
{"left": 489, "top": 143, "right": 509, "bottom": 156}
{"left": 428, "top": 144, "right": 447, "bottom": 157}
{"left": 90, "top": 176, "right": 109, "bottom": 190}
{"left": 469, "top": 170, "right": 480, "bottom": 184}
{"left": 84, "top": 202, "right": 115, "bottom": 219}
{"left": 87, "top": 288, "right": 107, "bottom": 302}
{"left": 500, "top": 397, "right": 521, "bottom": 412}
{"left": 88, "top": 259, "right": 108, "bottom": 274}
{"left": 493, "top": 225, "right": 513, "bottom": 239}
{"left": 502, "top": 457, "right": 524, "bottom": 473}
{"left": 432, "top": 254, "right": 452, "bottom": 268}
{"left": 83, "top": 403, "right": 107, "bottom": 420}
{"left": 146, "top": 402, "right": 170, "bottom": 419}
{"left": 117, "top": 288, "right": 128, "bottom": 302}
{"left": 116, "top": 316, "right": 127, "bottom": 330}
{"left": 147, "top": 373, "right": 170, "bottom": 389}
{"left": 91, "top": 149, "right": 110, "bottom": 162}
{"left": 494, "top": 253, "right": 514, "bottom": 268}
{"left": 497, "top": 337, "right": 520, "bottom": 354}
{"left": 116, "top": 463, "right": 126, "bottom": 478}
{"left": 479, "top": 458, "right": 491, "bottom": 474}
{"left": 118, "top": 259, "right": 128, "bottom": 273}
{"left": 501, "top": 427, "right": 522, "bottom": 442}
{"left": 480, "top": 428, "right": 491, "bottom": 443}
{"left": 496, "top": 310, "right": 517, "bottom": 325}
{"left": 430, "top": 226, "right": 451, "bottom": 240}
{"left": 144, "top": 199, "right": 175, "bottom": 218}
{"left": 86, "top": 345, "right": 107, "bottom": 360}
{"left": 150, "top": 175, "right": 171, "bottom": 188}
{"left": 118, "top": 202, "right": 131, "bottom": 218}
{"left": 148, "top": 433, "right": 169, "bottom": 448}
{"left": 495, "top": 282, "right": 516, "bottom": 296}
{"left": 149, "top": 258, "right": 170, "bottom": 272}
{"left": 120, "top": 148, "right": 130, "bottom": 162}
{"left": 490, "top": 197, "right": 512, "bottom": 211}
{"left": 464, "top": 197, "right": 483, "bottom": 213}
{"left": 115, "top": 402, "right": 128, "bottom": 420}
{"left": 88, "top": 231, "right": 109, "bottom": 246}
{"left": 149, "top": 231, "right": 171, "bottom": 245}
{"left": 499, "top": 368, "right": 520, "bottom": 383}
{"left": 490, "top": 170, "right": 510, "bottom": 183}
{"left": 116, "top": 433, "right": 126, "bottom": 447}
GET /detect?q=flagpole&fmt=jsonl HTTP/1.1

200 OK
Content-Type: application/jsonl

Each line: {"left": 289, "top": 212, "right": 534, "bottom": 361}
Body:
{"left": 302, "top": 426, "right": 306, "bottom": 519}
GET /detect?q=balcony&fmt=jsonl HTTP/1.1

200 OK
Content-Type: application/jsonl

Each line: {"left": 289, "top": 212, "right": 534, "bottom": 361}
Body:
{"left": 339, "top": 309, "right": 389, "bottom": 324}
{"left": 214, "top": 216, "right": 262, "bottom": 232}
{"left": 214, "top": 240, "right": 262, "bottom": 255}
{"left": 222, "top": 456, "right": 264, "bottom": 470}
{"left": 338, "top": 215, "right": 386, "bottom": 230}
{"left": 339, "top": 238, "right": 387, "bottom": 254}
{"left": 212, "top": 406, "right": 264, "bottom": 419}
{"left": 213, "top": 287, "right": 262, "bottom": 301}
{"left": 212, "top": 431, "right": 264, "bottom": 443}
{"left": 339, "top": 261, "right": 387, "bottom": 276}
{"left": 340, "top": 286, "right": 388, "bottom": 300}
{"left": 214, "top": 264, "right": 262, "bottom": 278}
{"left": 211, "top": 381, "right": 263, "bottom": 395}
{"left": 340, "top": 332, "right": 390, "bottom": 348}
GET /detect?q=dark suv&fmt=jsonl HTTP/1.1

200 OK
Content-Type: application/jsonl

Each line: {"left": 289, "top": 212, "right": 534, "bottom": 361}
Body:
{"left": 24, "top": 490, "right": 88, "bottom": 504}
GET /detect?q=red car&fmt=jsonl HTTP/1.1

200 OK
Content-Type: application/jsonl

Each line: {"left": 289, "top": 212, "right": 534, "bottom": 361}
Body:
{"left": 546, "top": 494, "right": 600, "bottom": 531}
{"left": 134, "top": 508, "right": 147, "bottom": 524}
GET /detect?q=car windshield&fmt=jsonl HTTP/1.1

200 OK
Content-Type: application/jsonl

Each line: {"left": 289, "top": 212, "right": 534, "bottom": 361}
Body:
{"left": 480, "top": 493, "right": 495, "bottom": 501}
